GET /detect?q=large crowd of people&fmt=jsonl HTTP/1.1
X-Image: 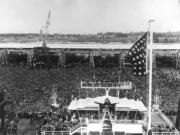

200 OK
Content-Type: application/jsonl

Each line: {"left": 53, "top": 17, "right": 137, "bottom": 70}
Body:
{"left": 152, "top": 124, "right": 176, "bottom": 132}
{"left": 0, "top": 60, "right": 179, "bottom": 134}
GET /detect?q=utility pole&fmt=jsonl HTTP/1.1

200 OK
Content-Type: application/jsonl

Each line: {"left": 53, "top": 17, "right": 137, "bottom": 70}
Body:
{"left": 147, "top": 19, "right": 155, "bottom": 133}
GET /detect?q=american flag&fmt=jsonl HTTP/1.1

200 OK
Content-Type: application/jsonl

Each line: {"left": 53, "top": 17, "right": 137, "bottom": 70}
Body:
{"left": 128, "top": 32, "right": 148, "bottom": 76}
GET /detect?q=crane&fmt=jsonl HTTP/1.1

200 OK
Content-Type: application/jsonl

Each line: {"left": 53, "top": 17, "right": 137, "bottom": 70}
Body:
{"left": 32, "top": 10, "right": 51, "bottom": 69}
{"left": 40, "top": 10, "right": 51, "bottom": 48}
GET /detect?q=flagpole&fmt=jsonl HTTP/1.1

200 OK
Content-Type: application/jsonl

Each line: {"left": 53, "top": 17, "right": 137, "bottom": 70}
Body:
{"left": 148, "top": 19, "right": 155, "bottom": 132}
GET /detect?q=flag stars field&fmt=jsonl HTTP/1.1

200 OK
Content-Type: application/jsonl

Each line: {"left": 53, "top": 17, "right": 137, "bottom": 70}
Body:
{"left": 128, "top": 32, "right": 148, "bottom": 76}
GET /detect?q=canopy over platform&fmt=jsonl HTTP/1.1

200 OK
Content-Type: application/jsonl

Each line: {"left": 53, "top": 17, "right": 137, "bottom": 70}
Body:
{"left": 68, "top": 98, "right": 99, "bottom": 110}
{"left": 68, "top": 96, "right": 146, "bottom": 112}
{"left": 115, "top": 97, "right": 146, "bottom": 111}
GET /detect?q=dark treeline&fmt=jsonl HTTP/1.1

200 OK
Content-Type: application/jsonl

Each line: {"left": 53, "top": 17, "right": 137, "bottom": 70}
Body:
{"left": 0, "top": 32, "right": 180, "bottom": 43}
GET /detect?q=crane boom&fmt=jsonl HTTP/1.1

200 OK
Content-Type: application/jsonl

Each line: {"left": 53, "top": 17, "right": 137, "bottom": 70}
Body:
{"left": 42, "top": 10, "right": 51, "bottom": 48}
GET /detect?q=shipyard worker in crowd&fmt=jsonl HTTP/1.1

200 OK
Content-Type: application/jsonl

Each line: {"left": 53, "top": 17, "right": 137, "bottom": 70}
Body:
{"left": 0, "top": 88, "right": 12, "bottom": 131}
{"left": 0, "top": 88, "right": 6, "bottom": 131}
{"left": 0, "top": 88, "right": 6, "bottom": 102}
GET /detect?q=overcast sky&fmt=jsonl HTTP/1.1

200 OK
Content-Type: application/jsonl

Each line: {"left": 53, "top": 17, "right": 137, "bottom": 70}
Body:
{"left": 0, "top": 0, "right": 180, "bottom": 34}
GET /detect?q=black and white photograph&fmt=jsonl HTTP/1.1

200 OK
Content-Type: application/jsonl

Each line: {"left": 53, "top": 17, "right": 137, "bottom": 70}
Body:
{"left": 0, "top": 0, "right": 180, "bottom": 135}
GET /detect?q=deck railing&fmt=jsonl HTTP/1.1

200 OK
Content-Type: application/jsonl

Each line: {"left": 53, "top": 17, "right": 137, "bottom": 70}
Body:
{"left": 80, "top": 81, "right": 132, "bottom": 89}
{"left": 88, "top": 119, "right": 144, "bottom": 124}
{"left": 40, "top": 131, "right": 179, "bottom": 135}
{"left": 41, "top": 131, "right": 70, "bottom": 135}
{"left": 144, "top": 132, "right": 180, "bottom": 135}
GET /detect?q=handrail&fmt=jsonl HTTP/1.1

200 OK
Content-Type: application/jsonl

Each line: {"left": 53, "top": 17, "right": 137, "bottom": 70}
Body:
{"left": 70, "top": 123, "right": 81, "bottom": 133}
{"left": 40, "top": 122, "right": 87, "bottom": 135}
{"left": 157, "top": 110, "right": 174, "bottom": 127}
{"left": 70, "top": 127, "right": 87, "bottom": 135}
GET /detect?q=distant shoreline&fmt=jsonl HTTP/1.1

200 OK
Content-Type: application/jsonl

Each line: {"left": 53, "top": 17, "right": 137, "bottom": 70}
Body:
{"left": 0, "top": 32, "right": 179, "bottom": 43}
